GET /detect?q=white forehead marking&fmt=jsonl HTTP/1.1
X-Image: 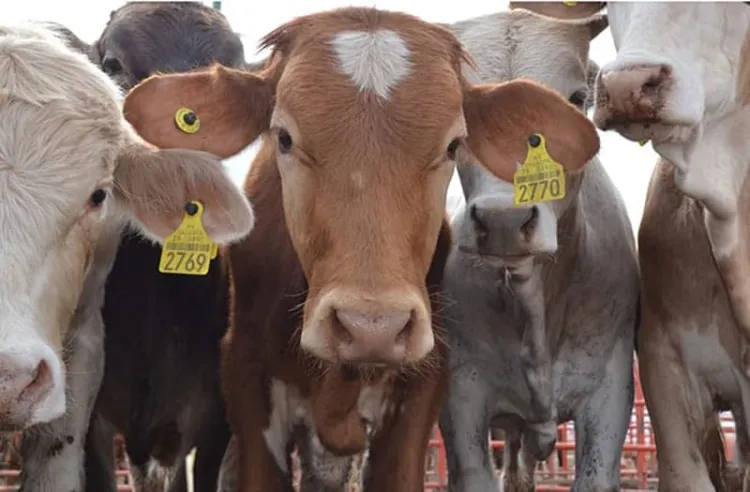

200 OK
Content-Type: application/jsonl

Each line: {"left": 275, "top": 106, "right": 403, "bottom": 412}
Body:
{"left": 330, "top": 29, "right": 412, "bottom": 100}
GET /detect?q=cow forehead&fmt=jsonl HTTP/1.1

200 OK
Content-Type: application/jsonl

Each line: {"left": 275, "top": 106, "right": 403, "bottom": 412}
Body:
{"left": 456, "top": 10, "right": 590, "bottom": 95}
{"left": 272, "top": 21, "right": 466, "bottom": 155}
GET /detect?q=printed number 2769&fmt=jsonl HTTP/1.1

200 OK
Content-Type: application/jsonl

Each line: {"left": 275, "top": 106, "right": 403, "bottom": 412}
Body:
{"left": 162, "top": 251, "right": 208, "bottom": 272}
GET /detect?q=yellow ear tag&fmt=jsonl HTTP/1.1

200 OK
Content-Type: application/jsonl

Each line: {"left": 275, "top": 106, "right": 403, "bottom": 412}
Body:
{"left": 513, "top": 133, "right": 566, "bottom": 206}
{"left": 638, "top": 140, "right": 647, "bottom": 147}
{"left": 159, "top": 201, "right": 217, "bottom": 276}
{"left": 563, "top": 1, "right": 578, "bottom": 6}
{"left": 174, "top": 107, "right": 200, "bottom": 134}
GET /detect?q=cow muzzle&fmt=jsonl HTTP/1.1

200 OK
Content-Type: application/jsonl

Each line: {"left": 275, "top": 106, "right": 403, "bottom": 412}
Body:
{"left": 0, "top": 351, "right": 60, "bottom": 430}
{"left": 302, "top": 288, "right": 433, "bottom": 366}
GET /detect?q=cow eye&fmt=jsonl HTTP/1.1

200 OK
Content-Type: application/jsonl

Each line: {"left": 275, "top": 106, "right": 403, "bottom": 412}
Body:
{"left": 568, "top": 89, "right": 587, "bottom": 109}
{"left": 101, "top": 57, "right": 122, "bottom": 76}
{"left": 277, "top": 129, "right": 293, "bottom": 154}
{"left": 447, "top": 139, "right": 461, "bottom": 160}
{"left": 89, "top": 189, "right": 107, "bottom": 207}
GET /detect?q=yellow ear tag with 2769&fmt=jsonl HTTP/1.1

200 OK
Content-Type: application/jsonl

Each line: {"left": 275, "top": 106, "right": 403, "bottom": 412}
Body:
{"left": 159, "top": 201, "right": 217, "bottom": 276}
{"left": 513, "top": 133, "right": 566, "bottom": 206}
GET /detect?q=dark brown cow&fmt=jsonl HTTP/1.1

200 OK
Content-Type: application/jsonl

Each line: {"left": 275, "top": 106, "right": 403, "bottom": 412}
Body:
{"left": 122, "top": 7, "right": 600, "bottom": 491}
{"left": 86, "top": 4, "right": 248, "bottom": 491}
{"left": 91, "top": 1, "right": 245, "bottom": 89}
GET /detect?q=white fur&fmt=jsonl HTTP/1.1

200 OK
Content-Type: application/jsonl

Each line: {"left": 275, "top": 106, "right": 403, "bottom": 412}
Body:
{"left": 604, "top": 3, "right": 748, "bottom": 130}
{"left": 262, "top": 379, "right": 310, "bottom": 474}
{"left": 0, "top": 22, "right": 125, "bottom": 429}
{"left": 330, "top": 29, "right": 412, "bottom": 100}
{"left": 603, "top": 3, "right": 750, "bottom": 298}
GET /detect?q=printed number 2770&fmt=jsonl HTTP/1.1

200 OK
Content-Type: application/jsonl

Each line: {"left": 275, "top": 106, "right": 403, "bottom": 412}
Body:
{"left": 162, "top": 251, "right": 208, "bottom": 272}
{"left": 517, "top": 179, "right": 561, "bottom": 204}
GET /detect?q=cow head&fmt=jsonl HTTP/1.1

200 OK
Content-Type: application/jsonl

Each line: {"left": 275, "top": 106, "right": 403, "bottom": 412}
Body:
{"left": 0, "top": 23, "right": 253, "bottom": 429}
{"left": 91, "top": 1, "right": 246, "bottom": 89}
{"left": 452, "top": 6, "right": 605, "bottom": 264}
{"left": 122, "top": 7, "right": 599, "bottom": 367}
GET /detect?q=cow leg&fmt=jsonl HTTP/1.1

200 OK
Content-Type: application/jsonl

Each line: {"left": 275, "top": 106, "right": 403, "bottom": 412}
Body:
{"left": 638, "top": 319, "right": 715, "bottom": 492}
{"left": 501, "top": 429, "right": 536, "bottom": 492}
{"left": 187, "top": 411, "right": 232, "bottom": 492}
{"left": 84, "top": 412, "right": 118, "bottom": 492}
{"left": 19, "top": 312, "right": 105, "bottom": 492}
{"left": 438, "top": 364, "right": 496, "bottom": 492}
{"left": 364, "top": 360, "right": 449, "bottom": 492}
{"left": 489, "top": 428, "right": 505, "bottom": 470}
{"left": 570, "top": 337, "right": 634, "bottom": 492}
{"left": 217, "top": 435, "right": 238, "bottom": 492}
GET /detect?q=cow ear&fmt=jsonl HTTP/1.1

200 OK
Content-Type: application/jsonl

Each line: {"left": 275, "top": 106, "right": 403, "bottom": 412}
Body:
{"left": 509, "top": 1, "right": 607, "bottom": 20}
{"left": 462, "top": 79, "right": 600, "bottom": 182}
{"left": 113, "top": 142, "right": 254, "bottom": 245}
{"left": 122, "top": 64, "right": 274, "bottom": 158}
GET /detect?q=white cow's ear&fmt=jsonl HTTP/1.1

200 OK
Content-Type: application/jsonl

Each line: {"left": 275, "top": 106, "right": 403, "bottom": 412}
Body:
{"left": 113, "top": 141, "right": 254, "bottom": 245}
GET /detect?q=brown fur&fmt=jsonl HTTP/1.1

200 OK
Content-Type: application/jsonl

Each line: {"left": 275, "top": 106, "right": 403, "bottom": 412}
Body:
{"left": 123, "top": 7, "right": 601, "bottom": 491}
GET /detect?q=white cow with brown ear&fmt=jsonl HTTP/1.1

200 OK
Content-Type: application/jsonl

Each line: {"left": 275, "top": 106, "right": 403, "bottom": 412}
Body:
{"left": 0, "top": 23, "right": 253, "bottom": 491}
{"left": 513, "top": 2, "right": 750, "bottom": 491}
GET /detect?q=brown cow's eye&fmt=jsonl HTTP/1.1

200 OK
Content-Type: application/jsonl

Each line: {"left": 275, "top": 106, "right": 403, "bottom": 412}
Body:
{"left": 277, "top": 130, "right": 293, "bottom": 154}
{"left": 89, "top": 189, "right": 107, "bottom": 207}
{"left": 447, "top": 139, "right": 461, "bottom": 160}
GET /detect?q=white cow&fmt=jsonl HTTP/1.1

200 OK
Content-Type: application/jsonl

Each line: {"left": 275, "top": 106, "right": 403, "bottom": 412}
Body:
{"left": 512, "top": 2, "right": 750, "bottom": 491}
{"left": 0, "top": 23, "right": 254, "bottom": 491}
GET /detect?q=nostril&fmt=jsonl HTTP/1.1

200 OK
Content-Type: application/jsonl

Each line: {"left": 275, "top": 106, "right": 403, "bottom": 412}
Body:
{"left": 520, "top": 206, "right": 539, "bottom": 234}
{"left": 394, "top": 314, "right": 414, "bottom": 345}
{"left": 19, "top": 361, "right": 52, "bottom": 400}
{"left": 332, "top": 310, "right": 355, "bottom": 345}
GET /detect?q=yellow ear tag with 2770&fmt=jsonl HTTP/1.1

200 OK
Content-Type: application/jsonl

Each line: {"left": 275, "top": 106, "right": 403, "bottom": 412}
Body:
{"left": 159, "top": 201, "right": 218, "bottom": 276}
{"left": 513, "top": 133, "right": 566, "bottom": 206}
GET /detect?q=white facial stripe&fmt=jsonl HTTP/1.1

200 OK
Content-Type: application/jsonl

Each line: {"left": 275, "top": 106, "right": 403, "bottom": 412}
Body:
{"left": 330, "top": 29, "right": 412, "bottom": 100}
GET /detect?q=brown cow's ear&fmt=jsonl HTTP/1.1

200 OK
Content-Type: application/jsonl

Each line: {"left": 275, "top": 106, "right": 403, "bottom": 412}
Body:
{"left": 463, "top": 79, "right": 600, "bottom": 182}
{"left": 509, "top": 2, "right": 607, "bottom": 21}
{"left": 114, "top": 142, "right": 254, "bottom": 245}
{"left": 122, "top": 64, "right": 274, "bottom": 159}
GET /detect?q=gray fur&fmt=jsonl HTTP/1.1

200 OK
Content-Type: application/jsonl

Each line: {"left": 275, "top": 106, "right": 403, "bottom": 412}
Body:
{"left": 439, "top": 9, "right": 639, "bottom": 492}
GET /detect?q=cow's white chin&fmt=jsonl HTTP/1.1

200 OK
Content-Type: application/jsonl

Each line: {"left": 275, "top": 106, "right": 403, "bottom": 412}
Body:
{"left": 607, "top": 120, "right": 698, "bottom": 147}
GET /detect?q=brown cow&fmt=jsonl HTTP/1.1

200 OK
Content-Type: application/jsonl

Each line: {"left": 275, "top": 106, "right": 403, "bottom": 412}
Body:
{"left": 121, "top": 7, "right": 600, "bottom": 491}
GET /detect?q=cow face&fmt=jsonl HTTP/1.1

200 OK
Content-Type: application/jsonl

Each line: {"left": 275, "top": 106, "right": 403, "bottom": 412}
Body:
{"left": 453, "top": 7, "right": 605, "bottom": 263}
{"left": 122, "top": 7, "right": 599, "bottom": 367}
{"left": 91, "top": 2, "right": 246, "bottom": 89}
{"left": 0, "top": 24, "right": 253, "bottom": 429}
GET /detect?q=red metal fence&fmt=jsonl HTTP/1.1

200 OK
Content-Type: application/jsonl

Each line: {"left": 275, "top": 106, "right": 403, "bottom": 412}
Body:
{"left": 0, "top": 358, "right": 738, "bottom": 491}
{"left": 423, "top": 358, "right": 737, "bottom": 491}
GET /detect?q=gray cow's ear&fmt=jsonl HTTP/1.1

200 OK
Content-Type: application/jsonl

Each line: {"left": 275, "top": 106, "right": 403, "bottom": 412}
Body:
{"left": 584, "top": 59, "right": 601, "bottom": 113}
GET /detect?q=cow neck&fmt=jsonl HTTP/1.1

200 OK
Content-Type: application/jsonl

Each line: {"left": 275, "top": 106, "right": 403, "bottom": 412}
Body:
{"left": 654, "top": 104, "right": 750, "bottom": 359}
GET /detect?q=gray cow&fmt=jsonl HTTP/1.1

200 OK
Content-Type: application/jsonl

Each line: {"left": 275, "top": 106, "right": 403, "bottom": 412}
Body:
{"left": 438, "top": 7, "right": 640, "bottom": 492}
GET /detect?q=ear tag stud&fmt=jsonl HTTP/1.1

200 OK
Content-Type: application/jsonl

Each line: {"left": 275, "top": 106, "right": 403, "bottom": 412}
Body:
{"left": 174, "top": 107, "right": 201, "bottom": 134}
